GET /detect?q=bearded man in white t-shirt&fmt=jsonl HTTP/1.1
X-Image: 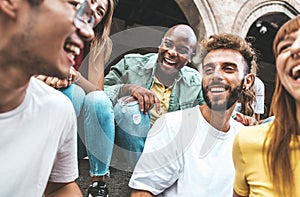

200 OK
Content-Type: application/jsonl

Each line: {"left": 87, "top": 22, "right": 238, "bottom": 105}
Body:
{"left": 129, "top": 33, "right": 257, "bottom": 197}
{"left": 0, "top": 0, "right": 95, "bottom": 196}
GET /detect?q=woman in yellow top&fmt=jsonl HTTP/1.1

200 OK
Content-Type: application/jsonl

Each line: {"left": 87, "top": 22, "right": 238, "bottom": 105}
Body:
{"left": 233, "top": 16, "right": 300, "bottom": 197}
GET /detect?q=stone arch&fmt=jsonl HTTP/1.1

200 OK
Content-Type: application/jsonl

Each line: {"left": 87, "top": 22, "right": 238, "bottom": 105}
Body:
{"left": 175, "top": 0, "right": 218, "bottom": 41}
{"left": 175, "top": 0, "right": 218, "bottom": 66}
{"left": 232, "top": 0, "right": 299, "bottom": 37}
{"left": 232, "top": 0, "right": 299, "bottom": 118}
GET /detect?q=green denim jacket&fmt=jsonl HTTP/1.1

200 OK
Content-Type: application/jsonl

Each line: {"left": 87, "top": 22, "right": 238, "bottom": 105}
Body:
{"left": 104, "top": 53, "right": 203, "bottom": 111}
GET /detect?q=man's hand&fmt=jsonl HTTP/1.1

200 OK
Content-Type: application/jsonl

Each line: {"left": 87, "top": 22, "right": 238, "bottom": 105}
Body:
{"left": 122, "top": 85, "right": 160, "bottom": 114}
{"left": 234, "top": 112, "right": 258, "bottom": 126}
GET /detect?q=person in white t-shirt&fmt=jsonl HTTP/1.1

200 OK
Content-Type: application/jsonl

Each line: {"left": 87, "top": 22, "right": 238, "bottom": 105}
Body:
{"left": 252, "top": 76, "right": 265, "bottom": 120}
{"left": 129, "top": 33, "right": 257, "bottom": 197}
{"left": 0, "top": 77, "right": 79, "bottom": 196}
{"left": 0, "top": 0, "right": 95, "bottom": 196}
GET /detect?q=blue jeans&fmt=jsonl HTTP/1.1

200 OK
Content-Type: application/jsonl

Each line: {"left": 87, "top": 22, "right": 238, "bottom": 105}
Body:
{"left": 113, "top": 97, "right": 151, "bottom": 170}
{"left": 84, "top": 91, "right": 115, "bottom": 176}
{"left": 60, "top": 84, "right": 85, "bottom": 117}
{"left": 61, "top": 85, "right": 115, "bottom": 177}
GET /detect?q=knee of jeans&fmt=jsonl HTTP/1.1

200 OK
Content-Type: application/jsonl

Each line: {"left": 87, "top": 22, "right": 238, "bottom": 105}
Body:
{"left": 114, "top": 100, "right": 150, "bottom": 136}
{"left": 61, "top": 84, "right": 84, "bottom": 101}
{"left": 61, "top": 84, "right": 85, "bottom": 116}
{"left": 85, "top": 91, "right": 110, "bottom": 108}
{"left": 72, "top": 84, "right": 85, "bottom": 99}
{"left": 114, "top": 100, "right": 140, "bottom": 121}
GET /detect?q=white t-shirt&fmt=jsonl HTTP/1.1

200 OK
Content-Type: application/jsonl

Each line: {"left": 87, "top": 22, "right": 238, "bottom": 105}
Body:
{"left": 129, "top": 106, "right": 243, "bottom": 197}
{"left": 253, "top": 77, "right": 265, "bottom": 114}
{"left": 0, "top": 77, "right": 78, "bottom": 197}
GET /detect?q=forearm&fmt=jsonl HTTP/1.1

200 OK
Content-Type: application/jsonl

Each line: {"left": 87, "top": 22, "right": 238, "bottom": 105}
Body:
{"left": 88, "top": 51, "right": 105, "bottom": 89}
{"left": 131, "top": 189, "right": 154, "bottom": 197}
{"left": 96, "top": 72, "right": 104, "bottom": 90}
{"left": 74, "top": 74, "right": 97, "bottom": 93}
{"left": 44, "top": 182, "right": 82, "bottom": 197}
{"left": 119, "top": 84, "right": 135, "bottom": 98}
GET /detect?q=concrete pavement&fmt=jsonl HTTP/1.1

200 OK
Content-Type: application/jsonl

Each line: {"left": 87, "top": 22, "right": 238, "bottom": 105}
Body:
{"left": 76, "top": 159, "right": 132, "bottom": 197}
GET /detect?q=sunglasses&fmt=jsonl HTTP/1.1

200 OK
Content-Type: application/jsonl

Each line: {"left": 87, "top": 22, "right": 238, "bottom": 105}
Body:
{"left": 74, "top": 1, "right": 95, "bottom": 29}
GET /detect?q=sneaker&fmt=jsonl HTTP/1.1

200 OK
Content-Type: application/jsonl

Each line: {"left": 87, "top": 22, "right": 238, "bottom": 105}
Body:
{"left": 86, "top": 181, "right": 109, "bottom": 197}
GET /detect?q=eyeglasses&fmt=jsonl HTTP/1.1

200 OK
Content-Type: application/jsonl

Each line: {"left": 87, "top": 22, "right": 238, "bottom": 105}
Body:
{"left": 160, "top": 38, "right": 193, "bottom": 58}
{"left": 74, "top": 1, "right": 95, "bottom": 29}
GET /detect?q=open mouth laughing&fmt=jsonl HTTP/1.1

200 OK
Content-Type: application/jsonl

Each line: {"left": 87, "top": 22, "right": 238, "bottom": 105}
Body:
{"left": 204, "top": 83, "right": 234, "bottom": 102}
{"left": 207, "top": 83, "right": 230, "bottom": 94}
{"left": 163, "top": 57, "right": 177, "bottom": 67}
{"left": 64, "top": 42, "right": 81, "bottom": 63}
{"left": 210, "top": 87, "right": 226, "bottom": 93}
{"left": 291, "top": 65, "right": 300, "bottom": 80}
{"left": 62, "top": 32, "right": 84, "bottom": 67}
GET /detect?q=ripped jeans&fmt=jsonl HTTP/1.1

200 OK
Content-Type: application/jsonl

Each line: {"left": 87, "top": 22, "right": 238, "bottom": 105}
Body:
{"left": 61, "top": 85, "right": 115, "bottom": 177}
{"left": 113, "top": 96, "right": 151, "bottom": 170}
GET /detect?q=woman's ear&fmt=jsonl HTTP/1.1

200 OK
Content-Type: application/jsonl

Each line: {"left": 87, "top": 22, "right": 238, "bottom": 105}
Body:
{"left": 243, "top": 73, "right": 255, "bottom": 90}
{"left": 0, "top": 0, "right": 18, "bottom": 18}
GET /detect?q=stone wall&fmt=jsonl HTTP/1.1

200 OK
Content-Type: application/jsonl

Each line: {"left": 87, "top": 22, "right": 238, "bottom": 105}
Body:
{"left": 176, "top": 0, "right": 300, "bottom": 38}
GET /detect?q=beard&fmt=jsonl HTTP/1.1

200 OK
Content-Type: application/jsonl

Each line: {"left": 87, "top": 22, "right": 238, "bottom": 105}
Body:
{"left": 5, "top": 18, "right": 69, "bottom": 80}
{"left": 202, "top": 79, "right": 244, "bottom": 111}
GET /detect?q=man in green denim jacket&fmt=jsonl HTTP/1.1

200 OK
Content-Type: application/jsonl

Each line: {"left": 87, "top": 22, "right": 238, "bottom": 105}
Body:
{"left": 104, "top": 53, "right": 203, "bottom": 110}
{"left": 103, "top": 24, "right": 203, "bottom": 169}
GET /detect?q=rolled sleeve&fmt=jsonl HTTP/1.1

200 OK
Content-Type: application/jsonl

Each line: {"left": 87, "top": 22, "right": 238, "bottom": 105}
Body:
{"left": 49, "top": 111, "right": 78, "bottom": 183}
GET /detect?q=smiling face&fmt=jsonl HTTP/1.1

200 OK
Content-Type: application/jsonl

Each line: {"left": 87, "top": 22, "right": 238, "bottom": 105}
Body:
{"left": 157, "top": 25, "right": 196, "bottom": 76}
{"left": 90, "top": 0, "right": 109, "bottom": 27}
{"left": 275, "top": 29, "right": 300, "bottom": 102}
{"left": 202, "top": 49, "right": 248, "bottom": 111}
{"left": 25, "top": 0, "right": 84, "bottom": 79}
{"left": 1, "top": 0, "right": 94, "bottom": 79}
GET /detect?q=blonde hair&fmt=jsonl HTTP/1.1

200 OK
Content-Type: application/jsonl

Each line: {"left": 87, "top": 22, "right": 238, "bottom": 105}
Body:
{"left": 89, "top": 0, "right": 114, "bottom": 66}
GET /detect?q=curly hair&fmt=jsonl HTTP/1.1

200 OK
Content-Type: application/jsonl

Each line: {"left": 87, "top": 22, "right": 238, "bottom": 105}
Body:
{"left": 200, "top": 34, "right": 257, "bottom": 116}
{"left": 200, "top": 33, "right": 257, "bottom": 75}
{"left": 239, "top": 85, "right": 256, "bottom": 116}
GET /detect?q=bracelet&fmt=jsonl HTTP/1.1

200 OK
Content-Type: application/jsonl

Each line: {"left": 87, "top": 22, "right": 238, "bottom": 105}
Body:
{"left": 73, "top": 72, "right": 81, "bottom": 84}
